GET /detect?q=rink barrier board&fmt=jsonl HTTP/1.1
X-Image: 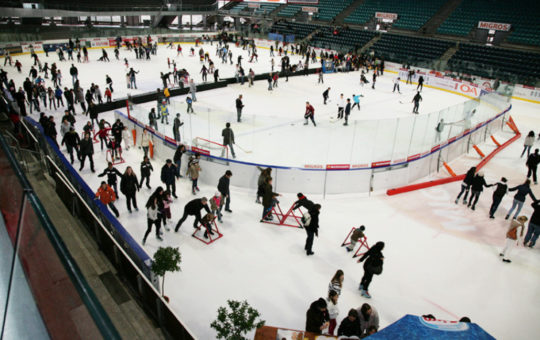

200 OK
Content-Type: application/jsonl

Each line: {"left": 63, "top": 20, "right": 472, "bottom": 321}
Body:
{"left": 114, "top": 103, "right": 510, "bottom": 196}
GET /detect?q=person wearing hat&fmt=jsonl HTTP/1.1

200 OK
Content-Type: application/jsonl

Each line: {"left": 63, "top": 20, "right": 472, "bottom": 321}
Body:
{"left": 500, "top": 216, "right": 528, "bottom": 263}
{"left": 160, "top": 159, "right": 177, "bottom": 198}
{"left": 468, "top": 171, "right": 493, "bottom": 211}
{"left": 173, "top": 113, "right": 183, "bottom": 142}
{"left": 489, "top": 177, "right": 508, "bottom": 218}
{"left": 218, "top": 170, "right": 233, "bottom": 213}
{"left": 174, "top": 197, "right": 211, "bottom": 231}
{"left": 305, "top": 297, "right": 329, "bottom": 334}
{"left": 293, "top": 193, "right": 315, "bottom": 211}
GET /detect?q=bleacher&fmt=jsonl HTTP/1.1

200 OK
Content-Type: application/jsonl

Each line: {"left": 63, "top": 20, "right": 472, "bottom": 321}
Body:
{"left": 448, "top": 43, "right": 540, "bottom": 84}
{"left": 344, "top": 0, "right": 447, "bottom": 31}
{"left": 370, "top": 33, "right": 454, "bottom": 64}
{"left": 277, "top": 0, "right": 354, "bottom": 21}
{"left": 311, "top": 27, "right": 376, "bottom": 51}
{"left": 272, "top": 22, "right": 320, "bottom": 40}
{"left": 437, "top": 0, "right": 540, "bottom": 46}
{"left": 253, "top": 3, "right": 280, "bottom": 16}
{"left": 229, "top": 1, "right": 248, "bottom": 14}
{"left": 42, "top": 0, "right": 165, "bottom": 11}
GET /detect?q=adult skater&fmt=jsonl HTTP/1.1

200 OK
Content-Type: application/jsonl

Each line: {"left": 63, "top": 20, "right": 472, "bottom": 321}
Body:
{"left": 160, "top": 159, "right": 177, "bottom": 199}
{"left": 305, "top": 298, "right": 329, "bottom": 334}
{"left": 412, "top": 92, "right": 422, "bottom": 114}
{"left": 98, "top": 162, "right": 122, "bottom": 197}
{"left": 343, "top": 98, "right": 351, "bottom": 126}
{"left": 292, "top": 193, "right": 315, "bottom": 211}
{"left": 521, "top": 131, "right": 535, "bottom": 157}
{"left": 235, "top": 94, "right": 244, "bottom": 123}
{"left": 173, "top": 113, "right": 183, "bottom": 142}
{"left": 526, "top": 148, "right": 540, "bottom": 184}
{"left": 467, "top": 172, "right": 492, "bottom": 210}
{"left": 79, "top": 132, "right": 95, "bottom": 172}
{"left": 140, "top": 128, "right": 151, "bottom": 158}
{"left": 120, "top": 166, "right": 140, "bottom": 213}
{"left": 323, "top": 87, "right": 330, "bottom": 105}
{"left": 304, "top": 102, "right": 316, "bottom": 127}
{"left": 174, "top": 197, "right": 211, "bottom": 231}
{"left": 392, "top": 77, "right": 401, "bottom": 93}
{"left": 221, "top": 122, "right": 236, "bottom": 159}
{"left": 455, "top": 166, "right": 476, "bottom": 204}
{"left": 61, "top": 126, "right": 80, "bottom": 164}
{"left": 261, "top": 177, "right": 280, "bottom": 221}
{"left": 358, "top": 241, "right": 385, "bottom": 298}
{"left": 142, "top": 195, "right": 162, "bottom": 245}
{"left": 140, "top": 156, "right": 153, "bottom": 189}
{"left": 356, "top": 303, "right": 380, "bottom": 337}
{"left": 417, "top": 75, "right": 424, "bottom": 91}
{"left": 524, "top": 200, "right": 540, "bottom": 248}
{"left": 95, "top": 181, "right": 119, "bottom": 218}
{"left": 500, "top": 216, "right": 527, "bottom": 263}
{"left": 489, "top": 177, "right": 508, "bottom": 218}
{"left": 218, "top": 170, "right": 233, "bottom": 213}
{"left": 173, "top": 144, "right": 186, "bottom": 178}
{"left": 305, "top": 204, "right": 321, "bottom": 256}
{"left": 337, "top": 94, "right": 345, "bottom": 119}
{"left": 371, "top": 73, "right": 377, "bottom": 89}
{"left": 506, "top": 179, "right": 536, "bottom": 220}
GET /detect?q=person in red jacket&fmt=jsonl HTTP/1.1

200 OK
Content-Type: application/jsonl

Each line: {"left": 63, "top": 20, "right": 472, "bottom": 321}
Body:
{"left": 95, "top": 181, "right": 119, "bottom": 217}
{"left": 304, "top": 101, "right": 316, "bottom": 127}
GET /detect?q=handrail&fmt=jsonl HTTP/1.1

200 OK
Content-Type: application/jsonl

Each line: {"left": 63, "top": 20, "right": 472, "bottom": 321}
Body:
{"left": 0, "top": 133, "right": 121, "bottom": 340}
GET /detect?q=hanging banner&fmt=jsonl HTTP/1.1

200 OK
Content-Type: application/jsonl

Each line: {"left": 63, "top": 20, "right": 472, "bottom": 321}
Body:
{"left": 477, "top": 21, "right": 511, "bottom": 31}
{"left": 376, "top": 12, "right": 398, "bottom": 20}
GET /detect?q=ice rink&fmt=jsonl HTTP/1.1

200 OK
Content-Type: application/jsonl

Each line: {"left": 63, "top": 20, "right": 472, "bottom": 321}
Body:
{"left": 6, "top": 41, "right": 540, "bottom": 339}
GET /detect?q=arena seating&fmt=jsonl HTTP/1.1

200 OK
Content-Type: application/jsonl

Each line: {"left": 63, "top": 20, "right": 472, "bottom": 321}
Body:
{"left": 448, "top": 43, "right": 540, "bottom": 84}
{"left": 370, "top": 33, "right": 454, "bottom": 64}
{"left": 310, "top": 27, "right": 376, "bottom": 50}
{"left": 437, "top": 0, "right": 540, "bottom": 46}
{"left": 344, "top": 0, "right": 447, "bottom": 31}
{"left": 42, "top": 0, "right": 165, "bottom": 11}
{"left": 229, "top": 2, "right": 248, "bottom": 14}
{"left": 272, "top": 22, "right": 320, "bottom": 40}
{"left": 277, "top": 0, "right": 354, "bottom": 22}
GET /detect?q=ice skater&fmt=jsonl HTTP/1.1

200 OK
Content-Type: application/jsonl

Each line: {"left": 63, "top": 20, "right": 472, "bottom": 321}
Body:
{"left": 343, "top": 98, "right": 351, "bottom": 126}
{"left": 412, "top": 91, "right": 422, "bottom": 114}
{"left": 221, "top": 123, "right": 236, "bottom": 159}
{"left": 526, "top": 148, "right": 540, "bottom": 184}
{"left": 352, "top": 94, "right": 363, "bottom": 111}
{"left": 521, "top": 131, "right": 535, "bottom": 158}
{"left": 358, "top": 241, "right": 385, "bottom": 299}
{"left": 346, "top": 225, "right": 365, "bottom": 252}
{"left": 323, "top": 87, "right": 330, "bottom": 105}
{"left": 500, "top": 216, "right": 527, "bottom": 263}
{"left": 371, "top": 73, "right": 377, "bottom": 89}
{"left": 174, "top": 197, "right": 211, "bottom": 231}
{"left": 304, "top": 101, "right": 316, "bottom": 126}
{"left": 455, "top": 167, "right": 476, "bottom": 204}
{"left": 524, "top": 200, "right": 540, "bottom": 248}
{"left": 392, "top": 77, "right": 401, "bottom": 93}
{"left": 337, "top": 94, "right": 345, "bottom": 119}
{"left": 417, "top": 75, "right": 424, "bottom": 91}
{"left": 467, "top": 172, "right": 492, "bottom": 210}
{"left": 173, "top": 114, "right": 183, "bottom": 142}
{"left": 489, "top": 177, "right": 508, "bottom": 218}
{"left": 505, "top": 179, "right": 536, "bottom": 220}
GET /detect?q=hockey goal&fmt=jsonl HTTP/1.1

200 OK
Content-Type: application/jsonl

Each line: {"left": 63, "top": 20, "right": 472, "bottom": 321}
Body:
{"left": 192, "top": 137, "right": 229, "bottom": 159}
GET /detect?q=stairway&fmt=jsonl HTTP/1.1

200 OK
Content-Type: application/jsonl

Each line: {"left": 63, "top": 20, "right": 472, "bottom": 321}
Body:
{"left": 269, "top": 3, "right": 287, "bottom": 17}
{"left": 421, "top": 0, "right": 463, "bottom": 35}
{"left": 334, "top": 0, "right": 366, "bottom": 24}
{"left": 360, "top": 34, "right": 381, "bottom": 53}
{"left": 437, "top": 44, "right": 459, "bottom": 70}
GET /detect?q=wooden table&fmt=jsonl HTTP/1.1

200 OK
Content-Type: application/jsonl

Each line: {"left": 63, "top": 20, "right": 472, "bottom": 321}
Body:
{"left": 254, "top": 326, "right": 338, "bottom": 340}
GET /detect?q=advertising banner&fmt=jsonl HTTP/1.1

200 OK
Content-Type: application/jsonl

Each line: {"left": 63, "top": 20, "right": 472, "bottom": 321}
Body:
{"left": 376, "top": 12, "right": 398, "bottom": 20}
{"left": 477, "top": 21, "right": 511, "bottom": 31}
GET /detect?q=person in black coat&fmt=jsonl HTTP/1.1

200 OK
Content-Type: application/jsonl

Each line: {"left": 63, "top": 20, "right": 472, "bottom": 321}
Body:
{"left": 343, "top": 98, "right": 351, "bottom": 126}
{"left": 140, "top": 156, "right": 153, "bottom": 189}
{"left": 120, "top": 166, "right": 140, "bottom": 213}
{"left": 455, "top": 166, "right": 476, "bottom": 204}
{"left": 293, "top": 192, "right": 315, "bottom": 211}
{"left": 98, "top": 162, "right": 122, "bottom": 197}
{"left": 468, "top": 172, "right": 492, "bottom": 210}
{"left": 78, "top": 132, "right": 95, "bottom": 172}
{"left": 44, "top": 116, "right": 58, "bottom": 146}
{"left": 218, "top": 170, "right": 233, "bottom": 212}
{"left": 359, "top": 241, "right": 385, "bottom": 299}
{"left": 526, "top": 148, "right": 540, "bottom": 184}
{"left": 160, "top": 159, "right": 177, "bottom": 198}
{"left": 305, "top": 298, "right": 329, "bottom": 334}
{"left": 489, "top": 177, "right": 508, "bottom": 218}
{"left": 174, "top": 197, "right": 211, "bottom": 231}
{"left": 305, "top": 204, "right": 321, "bottom": 256}
{"left": 524, "top": 200, "right": 540, "bottom": 247}
{"left": 322, "top": 87, "right": 330, "bottom": 105}
{"left": 111, "top": 119, "right": 124, "bottom": 146}
{"left": 337, "top": 309, "right": 361, "bottom": 337}
{"left": 173, "top": 144, "right": 186, "bottom": 178}
{"left": 61, "top": 126, "right": 80, "bottom": 164}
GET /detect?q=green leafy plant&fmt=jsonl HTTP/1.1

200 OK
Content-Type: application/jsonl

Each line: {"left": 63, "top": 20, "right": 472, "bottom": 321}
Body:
{"left": 151, "top": 246, "right": 181, "bottom": 298}
{"left": 210, "top": 300, "right": 265, "bottom": 340}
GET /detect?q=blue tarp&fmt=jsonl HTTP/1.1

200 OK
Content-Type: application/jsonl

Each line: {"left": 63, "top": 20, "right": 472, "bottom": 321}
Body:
{"left": 366, "top": 315, "right": 495, "bottom": 340}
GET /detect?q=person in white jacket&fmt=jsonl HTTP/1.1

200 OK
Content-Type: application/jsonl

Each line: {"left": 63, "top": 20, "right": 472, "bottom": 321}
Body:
{"left": 337, "top": 94, "right": 345, "bottom": 119}
{"left": 122, "top": 126, "right": 132, "bottom": 151}
{"left": 140, "top": 128, "right": 151, "bottom": 158}
{"left": 326, "top": 290, "right": 339, "bottom": 336}
{"left": 521, "top": 131, "right": 535, "bottom": 158}
{"left": 393, "top": 77, "right": 401, "bottom": 93}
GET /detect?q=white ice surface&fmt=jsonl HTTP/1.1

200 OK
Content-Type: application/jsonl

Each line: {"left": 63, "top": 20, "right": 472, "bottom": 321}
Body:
{"left": 5, "top": 43, "right": 540, "bottom": 340}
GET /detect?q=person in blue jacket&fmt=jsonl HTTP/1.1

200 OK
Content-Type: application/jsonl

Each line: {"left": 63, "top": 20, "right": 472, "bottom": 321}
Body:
{"left": 506, "top": 179, "right": 536, "bottom": 220}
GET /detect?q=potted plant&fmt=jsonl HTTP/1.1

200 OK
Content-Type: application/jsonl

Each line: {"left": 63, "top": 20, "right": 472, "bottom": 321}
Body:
{"left": 210, "top": 300, "right": 265, "bottom": 340}
{"left": 151, "top": 246, "right": 181, "bottom": 302}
